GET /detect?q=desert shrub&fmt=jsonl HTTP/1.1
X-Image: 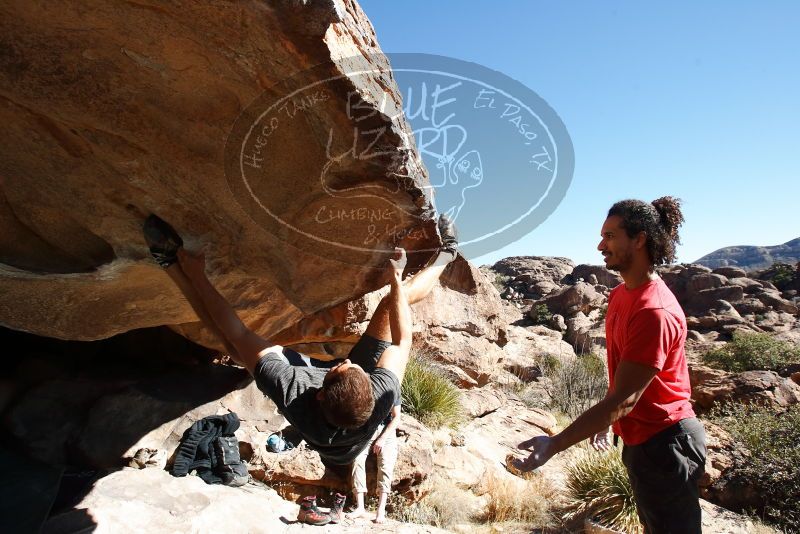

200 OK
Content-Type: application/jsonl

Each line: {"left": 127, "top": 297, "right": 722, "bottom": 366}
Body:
{"left": 702, "top": 332, "right": 800, "bottom": 373}
{"left": 711, "top": 403, "right": 800, "bottom": 532}
{"left": 401, "top": 355, "right": 463, "bottom": 428}
{"left": 539, "top": 353, "right": 561, "bottom": 375}
{"left": 532, "top": 303, "right": 553, "bottom": 325}
{"left": 390, "top": 481, "right": 474, "bottom": 528}
{"left": 500, "top": 365, "right": 537, "bottom": 397}
{"left": 543, "top": 354, "right": 608, "bottom": 419}
{"left": 477, "top": 471, "right": 556, "bottom": 527}
{"left": 492, "top": 273, "right": 512, "bottom": 293}
{"left": 563, "top": 448, "right": 642, "bottom": 533}
{"left": 761, "top": 262, "right": 796, "bottom": 291}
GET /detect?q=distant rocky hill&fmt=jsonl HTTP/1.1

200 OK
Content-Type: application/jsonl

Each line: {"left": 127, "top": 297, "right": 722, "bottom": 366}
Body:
{"left": 695, "top": 238, "right": 800, "bottom": 271}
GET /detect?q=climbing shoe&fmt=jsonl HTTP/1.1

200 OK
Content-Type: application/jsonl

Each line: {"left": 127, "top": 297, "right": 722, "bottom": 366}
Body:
{"left": 143, "top": 214, "right": 183, "bottom": 268}
{"left": 437, "top": 213, "right": 458, "bottom": 256}
{"left": 328, "top": 492, "right": 347, "bottom": 524}
{"left": 297, "top": 495, "right": 331, "bottom": 526}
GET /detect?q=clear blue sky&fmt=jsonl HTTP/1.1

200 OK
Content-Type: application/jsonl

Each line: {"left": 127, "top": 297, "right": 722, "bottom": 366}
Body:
{"left": 359, "top": 1, "right": 800, "bottom": 266}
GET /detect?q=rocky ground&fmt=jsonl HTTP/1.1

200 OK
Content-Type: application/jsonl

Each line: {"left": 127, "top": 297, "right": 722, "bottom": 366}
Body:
{"left": 3, "top": 256, "right": 797, "bottom": 532}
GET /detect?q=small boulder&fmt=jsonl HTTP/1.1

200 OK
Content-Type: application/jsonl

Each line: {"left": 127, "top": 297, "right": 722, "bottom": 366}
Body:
{"left": 688, "top": 273, "right": 728, "bottom": 293}
{"left": 571, "top": 264, "right": 622, "bottom": 288}
{"left": 549, "top": 314, "right": 567, "bottom": 332}
{"left": 459, "top": 388, "right": 505, "bottom": 419}
{"left": 540, "top": 282, "right": 606, "bottom": 317}
{"left": 712, "top": 266, "right": 748, "bottom": 279}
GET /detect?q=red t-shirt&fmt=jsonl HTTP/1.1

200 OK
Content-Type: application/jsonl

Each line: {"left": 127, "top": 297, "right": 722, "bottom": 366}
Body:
{"left": 606, "top": 277, "right": 695, "bottom": 445}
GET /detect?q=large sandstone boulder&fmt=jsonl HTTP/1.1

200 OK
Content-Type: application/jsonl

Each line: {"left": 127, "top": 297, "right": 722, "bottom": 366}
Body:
{"left": 684, "top": 286, "right": 745, "bottom": 316}
{"left": 727, "top": 276, "right": 765, "bottom": 294}
{"left": 458, "top": 388, "right": 505, "bottom": 418}
{"left": 755, "top": 291, "right": 799, "bottom": 315}
{"left": 698, "top": 421, "right": 736, "bottom": 494}
{"left": 690, "top": 364, "right": 800, "bottom": 411}
{"left": 687, "top": 273, "right": 728, "bottom": 293}
{"left": 6, "top": 378, "right": 128, "bottom": 466}
{"left": 489, "top": 256, "right": 575, "bottom": 290}
{"left": 0, "top": 0, "right": 436, "bottom": 347}
{"left": 564, "top": 312, "right": 606, "bottom": 353}
{"left": 500, "top": 324, "right": 577, "bottom": 374}
{"left": 432, "top": 397, "right": 559, "bottom": 490}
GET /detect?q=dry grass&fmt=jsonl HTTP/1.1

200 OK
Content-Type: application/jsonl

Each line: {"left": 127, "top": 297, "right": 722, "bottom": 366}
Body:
{"left": 394, "top": 472, "right": 557, "bottom": 530}
{"left": 749, "top": 522, "right": 783, "bottom": 534}
{"left": 390, "top": 480, "right": 475, "bottom": 528}
{"left": 476, "top": 471, "right": 556, "bottom": 527}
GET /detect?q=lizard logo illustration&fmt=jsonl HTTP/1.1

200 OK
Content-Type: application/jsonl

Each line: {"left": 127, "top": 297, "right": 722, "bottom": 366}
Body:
{"left": 412, "top": 124, "right": 484, "bottom": 222}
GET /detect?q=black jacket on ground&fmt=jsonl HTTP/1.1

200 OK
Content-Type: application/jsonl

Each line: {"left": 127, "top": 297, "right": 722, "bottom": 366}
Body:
{"left": 171, "top": 412, "right": 240, "bottom": 484}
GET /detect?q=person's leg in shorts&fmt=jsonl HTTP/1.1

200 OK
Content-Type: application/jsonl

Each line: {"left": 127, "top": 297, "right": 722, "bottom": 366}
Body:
{"left": 347, "top": 426, "right": 383, "bottom": 519}
{"left": 351, "top": 247, "right": 456, "bottom": 366}
{"left": 343, "top": 215, "right": 459, "bottom": 368}
{"left": 622, "top": 418, "right": 706, "bottom": 534}
{"left": 374, "top": 427, "right": 399, "bottom": 523}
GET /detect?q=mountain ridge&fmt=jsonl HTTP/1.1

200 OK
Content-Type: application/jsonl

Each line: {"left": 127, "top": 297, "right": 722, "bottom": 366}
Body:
{"left": 695, "top": 237, "right": 800, "bottom": 271}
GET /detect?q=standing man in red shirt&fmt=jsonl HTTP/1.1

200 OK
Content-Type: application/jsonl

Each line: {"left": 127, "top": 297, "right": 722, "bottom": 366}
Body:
{"left": 514, "top": 197, "right": 706, "bottom": 534}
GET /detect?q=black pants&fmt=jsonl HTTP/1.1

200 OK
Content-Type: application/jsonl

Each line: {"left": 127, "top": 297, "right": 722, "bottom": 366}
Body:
{"left": 621, "top": 418, "right": 706, "bottom": 534}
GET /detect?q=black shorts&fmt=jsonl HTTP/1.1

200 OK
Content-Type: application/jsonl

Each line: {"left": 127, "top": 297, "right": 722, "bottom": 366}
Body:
{"left": 282, "top": 335, "right": 392, "bottom": 370}
{"left": 622, "top": 417, "right": 706, "bottom": 534}
{"left": 347, "top": 334, "right": 393, "bottom": 369}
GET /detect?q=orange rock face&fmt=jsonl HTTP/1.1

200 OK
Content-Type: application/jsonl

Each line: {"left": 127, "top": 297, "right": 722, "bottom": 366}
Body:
{"left": 0, "top": 0, "right": 438, "bottom": 344}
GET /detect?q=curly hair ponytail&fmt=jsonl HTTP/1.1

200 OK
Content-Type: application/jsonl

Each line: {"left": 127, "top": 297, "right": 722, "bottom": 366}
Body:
{"left": 608, "top": 196, "right": 685, "bottom": 265}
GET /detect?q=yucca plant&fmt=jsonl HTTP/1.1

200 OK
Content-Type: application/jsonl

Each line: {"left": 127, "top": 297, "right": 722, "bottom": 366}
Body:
{"left": 401, "top": 355, "right": 463, "bottom": 428}
{"left": 563, "top": 448, "right": 642, "bottom": 533}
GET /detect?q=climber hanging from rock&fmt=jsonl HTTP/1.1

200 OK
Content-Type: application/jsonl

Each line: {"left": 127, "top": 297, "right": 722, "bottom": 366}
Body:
{"left": 142, "top": 212, "right": 457, "bottom": 524}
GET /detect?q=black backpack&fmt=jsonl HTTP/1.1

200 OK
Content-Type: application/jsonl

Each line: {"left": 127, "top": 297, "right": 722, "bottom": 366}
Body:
{"left": 212, "top": 435, "right": 248, "bottom": 487}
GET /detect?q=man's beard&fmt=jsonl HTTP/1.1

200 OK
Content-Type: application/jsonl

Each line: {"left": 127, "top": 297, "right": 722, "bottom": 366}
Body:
{"left": 605, "top": 251, "right": 631, "bottom": 272}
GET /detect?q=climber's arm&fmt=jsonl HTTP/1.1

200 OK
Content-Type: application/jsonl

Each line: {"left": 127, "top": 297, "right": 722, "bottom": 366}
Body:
{"left": 175, "top": 249, "right": 276, "bottom": 374}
